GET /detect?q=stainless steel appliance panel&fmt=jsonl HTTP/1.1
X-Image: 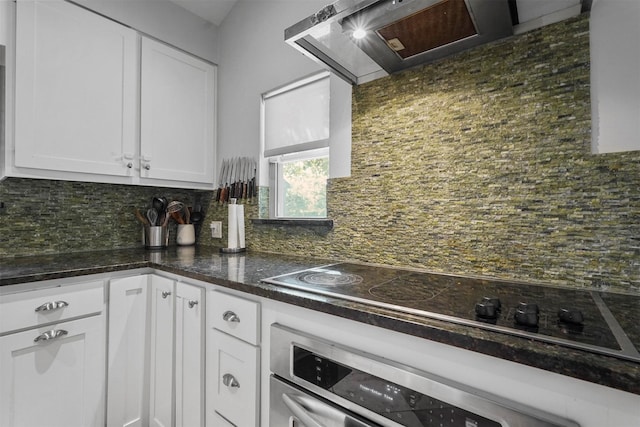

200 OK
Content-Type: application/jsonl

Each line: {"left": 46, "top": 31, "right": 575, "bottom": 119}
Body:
{"left": 270, "top": 324, "right": 580, "bottom": 427}
{"left": 271, "top": 375, "right": 380, "bottom": 427}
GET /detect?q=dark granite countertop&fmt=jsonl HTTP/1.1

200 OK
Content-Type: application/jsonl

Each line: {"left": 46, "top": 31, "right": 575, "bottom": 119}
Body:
{"left": 1, "top": 246, "right": 638, "bottom": 395}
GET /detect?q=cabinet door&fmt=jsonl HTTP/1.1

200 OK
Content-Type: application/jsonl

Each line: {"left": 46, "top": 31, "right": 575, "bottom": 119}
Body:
{"left": 14, "top": 0, "right": 137, "bottom": 175}
{"left": 0, "top": 315, "right": 105, "bottom": 427}
{"left": 0, "top": 0, "right": 8, "bottom": 47}
{"left": 140, "top": 37, "right": 216, "bottom": 185}
{"left": 149, "top": 276, "right": 175, "bottom": 427}
{"left": 590, "top": 0, "right": 640, "bottom": 153}
{"left": 175, "top": 283, "right": 205, "bottom": 427}
{"left": 107, "top": 275, "right": 149, "bottom": 427}
{"left": 207, "top": 330, "right": 259, "bottom": 427}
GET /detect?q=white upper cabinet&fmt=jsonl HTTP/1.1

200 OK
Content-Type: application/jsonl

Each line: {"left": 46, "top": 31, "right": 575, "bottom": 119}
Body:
{"left": 0, "top": 1, "right": 8, "bottom": 47}
{"left": 141, "top": 37, "right": 216, "bottom": 185}
{"left": 7, "top": 0, "right": 217, "bottom": 188}
{"left": 590, "top": 0, "right": 640, "bottom": 153}
{"left": 14, "top": 0, "right": 137, "bottom": 176}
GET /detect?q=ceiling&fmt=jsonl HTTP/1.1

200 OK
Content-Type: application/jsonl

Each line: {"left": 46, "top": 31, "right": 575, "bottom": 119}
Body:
{"left": 168, "top": 0, "right": 239, "bottom": 26}
{"left": 169, "top": 0, "right": 583, "bottom": 28}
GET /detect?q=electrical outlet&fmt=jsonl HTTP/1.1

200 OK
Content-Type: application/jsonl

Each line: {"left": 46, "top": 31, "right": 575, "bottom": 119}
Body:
{"left": 210, "top": 221, "right": 222, "bottom": 239}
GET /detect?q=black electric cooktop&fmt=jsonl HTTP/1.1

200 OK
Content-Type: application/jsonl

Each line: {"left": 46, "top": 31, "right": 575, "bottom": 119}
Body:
{"left": 263, "top": 263, "right": 640, "bottom": 362}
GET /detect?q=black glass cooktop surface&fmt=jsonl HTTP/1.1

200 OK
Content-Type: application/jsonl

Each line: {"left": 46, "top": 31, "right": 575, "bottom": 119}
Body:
{"left": 263, "top": 263, "right": 640, "bottom": 362}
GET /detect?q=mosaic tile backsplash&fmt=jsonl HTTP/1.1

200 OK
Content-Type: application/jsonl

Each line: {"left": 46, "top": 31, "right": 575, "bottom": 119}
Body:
{"left": 224, "top": 15, "right": 640, "bottom": 293}
{"left": 0, "top": 178, "right": 211, "bottom": 257}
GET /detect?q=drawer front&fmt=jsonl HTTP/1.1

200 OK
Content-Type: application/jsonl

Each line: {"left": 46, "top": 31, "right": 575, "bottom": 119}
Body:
{"left": 0, "top": 281, "right": 104, "bottom": 334}
{"left": 209, "top": 290, "right": 260, "bottom": 345}
{"left": 207, "top": 330, "right": 259, "bottom": 427}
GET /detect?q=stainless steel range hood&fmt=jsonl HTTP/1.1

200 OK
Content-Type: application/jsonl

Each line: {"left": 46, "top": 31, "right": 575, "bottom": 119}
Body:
{"left": 285, "top": 0, "right": 514, "bottom": 85}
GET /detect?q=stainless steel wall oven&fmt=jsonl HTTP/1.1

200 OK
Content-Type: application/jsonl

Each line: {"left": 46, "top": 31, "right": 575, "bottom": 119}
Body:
{"left": 270, "top": 324, "right": 579, "bottom": 427}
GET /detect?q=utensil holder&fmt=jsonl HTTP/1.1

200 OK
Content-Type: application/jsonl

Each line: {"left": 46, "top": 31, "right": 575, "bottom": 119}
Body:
{"left": 176, "top": 224, "right": 195, "bottom": 246}
{"left": 143, "top": 225, "right": 168, "bottom": 249}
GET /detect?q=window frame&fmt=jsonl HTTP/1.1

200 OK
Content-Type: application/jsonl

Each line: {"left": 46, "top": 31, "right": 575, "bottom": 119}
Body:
{"left": 261, "top": 71, "right": 332, "bottom": 219}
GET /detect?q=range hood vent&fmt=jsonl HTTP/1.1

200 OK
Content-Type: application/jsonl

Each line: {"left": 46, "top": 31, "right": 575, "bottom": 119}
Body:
{"left": 285, "top": 0, "right": 515, "bottom": 85}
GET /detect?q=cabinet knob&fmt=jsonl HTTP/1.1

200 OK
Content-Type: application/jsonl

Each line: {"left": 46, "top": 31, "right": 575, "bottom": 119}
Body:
{"left": 222, "top": 373, "right": 240, "bottom": 389}
{"left": 126, "top": 162, "right": 133, "bottom": 169}
{"left": 222, "top": 310, "right": 240, "bottom": 323}
{"left": 162, "top": 291, "right": 171, "bottom": 299}
{"left": 34, "top": 329, "right": 68, "bottom": 343}
{"left": 188, "top": 300, "right": 198, "bottom": 309}
{"left": 35, "top": 300, "right": 69, "bottom": 312}
{"left": 144, "top": 164, "right": 151, "bottom": 170}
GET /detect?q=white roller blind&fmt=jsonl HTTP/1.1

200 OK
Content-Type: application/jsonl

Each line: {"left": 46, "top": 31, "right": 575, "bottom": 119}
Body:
{"left": 263, "top": 72, "right": 330, "bottom": 157}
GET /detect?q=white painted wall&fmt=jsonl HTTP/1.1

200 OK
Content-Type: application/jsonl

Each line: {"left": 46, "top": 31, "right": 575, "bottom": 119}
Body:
{"left": 590, "top": 0, "right": 640, "bottom": 153}
{"left": 75, "top": 0, "right": 220, "bottom": 63}
{"left": 217, "top": 0, "right": 351, "bottom": 184}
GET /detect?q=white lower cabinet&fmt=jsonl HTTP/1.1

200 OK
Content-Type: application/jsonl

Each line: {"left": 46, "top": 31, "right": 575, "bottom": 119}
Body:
{"left": 206, "top": 290, "right": 261, "bottom": 427}
{"left": 149, "top": 275, "right": 205, "bottom": 427}
{"left": 208, "top": 330, "right": 259, "bottom": 427}
{"left": 107, "top": 274, "right": 205, "bottom": 427}
{"left": 0, "top": 280, "right": 106, "bottom": 427}
{"left": 107, "top": 275, "right": 149, "bottom": 427}
{"left": 209, "top": 412, "right": 236, "bottom": 427}
{"left": 149, "top": 276, "right": 175, "bottom": 427}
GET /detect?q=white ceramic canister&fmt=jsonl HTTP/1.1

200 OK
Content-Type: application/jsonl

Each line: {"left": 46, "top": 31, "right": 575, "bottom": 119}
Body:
{"left": 176, "top": 224, "right": 196, "bottom": 246}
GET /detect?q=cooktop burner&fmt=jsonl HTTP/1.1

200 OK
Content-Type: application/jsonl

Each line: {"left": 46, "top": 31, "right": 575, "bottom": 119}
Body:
{"left": 297, "top": 271, "right": 363, "bottom": 286}
{"left": 262, "top": 263, "right": 640, "bottom": 363}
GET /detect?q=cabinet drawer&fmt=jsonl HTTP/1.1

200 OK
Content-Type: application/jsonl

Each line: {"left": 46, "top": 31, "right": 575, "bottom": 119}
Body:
{"left": 209, "top": 290, "right": 260, "bottom": 345}
{"left": 207, "top": 330, "right": 259, "bottom": 427}
{"left": 0, "top": 281, "right": 104, "bottom": 334}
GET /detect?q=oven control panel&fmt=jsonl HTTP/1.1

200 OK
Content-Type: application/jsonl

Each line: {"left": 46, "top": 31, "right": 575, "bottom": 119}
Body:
{"left": 293, "top": 346, "right": 500, "bottom": 427}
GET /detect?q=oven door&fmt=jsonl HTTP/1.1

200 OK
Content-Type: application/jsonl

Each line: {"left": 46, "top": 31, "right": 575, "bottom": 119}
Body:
{"left": 271, "top": 375, "right": 383, "bottom": 427}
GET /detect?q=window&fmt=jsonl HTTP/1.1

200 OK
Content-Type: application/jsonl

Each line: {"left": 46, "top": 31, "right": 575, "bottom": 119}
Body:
{"left": 262, "top": 72, "right": 331, "bottom": 218}
{"left": 273, "top": 149, "right": 328, "bottom": 218}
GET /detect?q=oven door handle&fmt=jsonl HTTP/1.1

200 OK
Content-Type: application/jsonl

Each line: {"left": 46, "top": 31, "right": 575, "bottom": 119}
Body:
{"left": 282, "top": 392, "right": 376, "bottom": 427}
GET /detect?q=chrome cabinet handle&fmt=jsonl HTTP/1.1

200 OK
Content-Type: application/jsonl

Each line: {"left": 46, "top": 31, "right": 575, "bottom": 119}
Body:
{"left": 35, "top": 300, "right": 69, "bottom": 312}
{"left": 222, "top": 373, "right": 240, "bottom": 389}
{"left": 188, "top": 300, "right": 198, "bottom": 309}
{"left": 222, "top": 310, "right": 240, "bottom": 323}
{"left": 34, "top": 329, "right": 68, "bottom": 343}
{"left": 162, "top": 291, "right": 171, "bottom": 299}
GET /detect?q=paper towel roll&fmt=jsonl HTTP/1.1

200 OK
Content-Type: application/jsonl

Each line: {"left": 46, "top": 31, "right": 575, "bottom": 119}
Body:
{"left": 228, "top": 203, "right": 238, "bottom": 249}
{"left": 237, "top": 204, "right": 245, "bottom": 249}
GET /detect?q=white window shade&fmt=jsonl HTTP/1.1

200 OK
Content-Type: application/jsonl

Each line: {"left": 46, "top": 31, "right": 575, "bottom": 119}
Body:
{"left": 263, "top": 72, "right": 330, "bottom": 157}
